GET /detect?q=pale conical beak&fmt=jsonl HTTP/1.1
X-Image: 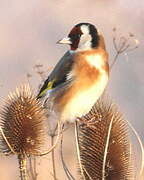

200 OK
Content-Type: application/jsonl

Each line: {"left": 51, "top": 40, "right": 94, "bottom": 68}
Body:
{"left": 57, "top": 37, "right": 72, "bottom": 44}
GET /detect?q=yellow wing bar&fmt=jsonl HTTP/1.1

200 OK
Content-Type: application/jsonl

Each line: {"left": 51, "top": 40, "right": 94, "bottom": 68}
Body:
{"left": 38, "top": 79, "right": 55, "bottom": 97}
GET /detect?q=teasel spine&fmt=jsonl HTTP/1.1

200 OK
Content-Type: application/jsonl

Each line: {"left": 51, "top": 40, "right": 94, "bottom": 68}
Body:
{"left": 76, "top": 94, "right": 135, "bottom": 180}
{"left": 0, "top": 84, "right": 47, "bottom": 180}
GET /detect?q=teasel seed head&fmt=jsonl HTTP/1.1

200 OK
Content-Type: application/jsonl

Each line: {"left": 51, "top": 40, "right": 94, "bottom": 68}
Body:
{"left": 0, "top": 84, "right": 47, "bottom": 156}
{"left": 77, "top": 94, "right": 135, "bottom": 180}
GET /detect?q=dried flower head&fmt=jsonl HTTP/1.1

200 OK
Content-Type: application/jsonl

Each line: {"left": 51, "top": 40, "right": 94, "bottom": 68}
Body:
{"left": 111, "top": 28, "right": 139, "bottom": 69}
{"left": 77, "top": 95, "right": 135, "bottom": 180}
{"left": 0, "top": 84, "right": 47, "bottom": 156}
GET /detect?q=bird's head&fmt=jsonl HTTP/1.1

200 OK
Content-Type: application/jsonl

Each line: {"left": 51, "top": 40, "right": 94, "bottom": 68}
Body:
{"left": 57, "top": 23, "right": 101, "bottom": 52}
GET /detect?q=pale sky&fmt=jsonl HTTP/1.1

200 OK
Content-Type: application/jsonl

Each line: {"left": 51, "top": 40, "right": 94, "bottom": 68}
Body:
{"left": 0, "top": 0, "right": 144, "bottom": 179}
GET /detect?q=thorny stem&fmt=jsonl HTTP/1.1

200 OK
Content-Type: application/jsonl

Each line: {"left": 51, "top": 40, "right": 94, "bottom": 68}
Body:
{"left": 18, "top": 154, "right": 28, "bottom": 180}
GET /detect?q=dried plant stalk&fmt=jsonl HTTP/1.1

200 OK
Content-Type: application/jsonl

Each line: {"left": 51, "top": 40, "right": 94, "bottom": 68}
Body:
{"left": 0, "top": 84, "right": 47, "bottom": 180}
{"left": 18, "top": 154, "right": 28, "bottom": 180}
{"left": 76, "top": 95, "right": 135, "bottom": 180}
{"left": 27, "top": 155, "right": 38, "bottom": 180}
{"left": 111, "top": 28, "right": 139, "bottom": 69}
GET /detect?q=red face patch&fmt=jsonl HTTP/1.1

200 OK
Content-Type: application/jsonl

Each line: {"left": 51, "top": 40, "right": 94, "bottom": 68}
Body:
{"left": 69, "top": 27, "right": 82, "bottom": 35}
{"left": 68, "top": 27, "right": 83, "bottom": 50}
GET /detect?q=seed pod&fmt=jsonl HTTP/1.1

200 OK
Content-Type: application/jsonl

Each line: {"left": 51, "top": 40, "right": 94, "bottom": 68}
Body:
{"left": 0, "top": 84, "right": 47, "bottom": 156}
{"left": 77, "top": 95, "right": 135, "bottom": 180}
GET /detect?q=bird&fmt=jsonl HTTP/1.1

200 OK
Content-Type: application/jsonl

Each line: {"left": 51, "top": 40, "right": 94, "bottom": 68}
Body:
{"left": 37, "top": 22, "right": 109, "bottom": 124}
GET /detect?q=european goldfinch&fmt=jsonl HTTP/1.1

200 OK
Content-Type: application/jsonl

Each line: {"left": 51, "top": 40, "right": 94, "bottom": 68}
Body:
{"left": 37, "top": 23, "right": 109, "bottom": 123}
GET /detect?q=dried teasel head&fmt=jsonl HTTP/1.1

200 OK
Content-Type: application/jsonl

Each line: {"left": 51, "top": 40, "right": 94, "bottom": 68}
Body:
{"left": 76, "top": 94, "right": 135, "bottom": 180}
{"left": 0, "top": 84, "right": 47, "bottom": 156}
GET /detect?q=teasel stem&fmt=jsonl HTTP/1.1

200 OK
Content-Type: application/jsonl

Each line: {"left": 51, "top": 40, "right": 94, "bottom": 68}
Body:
{"left": 28, "top": 156, "right": 38, "bottom": 180}
{"left": 102, "top": 115, "right": 114, "bottom": 180}
{"left": 18, "top": 153, "right": 28, "bottom": 180}
{"left": 51, "top": 135, "right": 57, "bottom": 180}
{"left": 74, "top": 121, "right": 86, "bottom": 180}
{"left": 39, "top": 120, "right": 62, "bottom": 156}
{"left": 126, "top": 119, "right": 144, "bottom": 179}
{"left": 60, "top": 129, "right": 75, "bottom": 180}
{"left": 0, "top": 126, "right": 16, "bottom": 154}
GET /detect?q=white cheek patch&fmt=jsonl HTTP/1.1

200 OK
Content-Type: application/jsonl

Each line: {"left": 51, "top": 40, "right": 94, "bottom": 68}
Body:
{"left": 78, "top": 34, "right": 92, "bottom": 49}
{"left": 75, "top": 25, "right": 92, "bottom": 51}
{"left": 81, "top": 25, "right": 89, "bottom": 34}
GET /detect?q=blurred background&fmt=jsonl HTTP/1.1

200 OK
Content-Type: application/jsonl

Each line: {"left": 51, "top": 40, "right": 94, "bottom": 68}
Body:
{"left": 0, "top": 0, "right": 144, "bottom": 179}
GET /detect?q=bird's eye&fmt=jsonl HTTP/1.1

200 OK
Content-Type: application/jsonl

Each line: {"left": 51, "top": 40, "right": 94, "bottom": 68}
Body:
{"left": 78, "top": 34, "right": 81, "bottom": 38}
{"left": 74, "top": 33, "right": 81, "bottom": 39}
{"left": 69, "top": 33, "right": 81, "bottom": 40}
